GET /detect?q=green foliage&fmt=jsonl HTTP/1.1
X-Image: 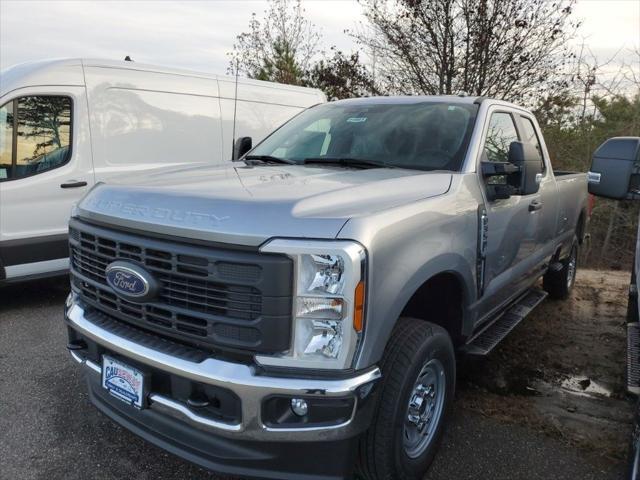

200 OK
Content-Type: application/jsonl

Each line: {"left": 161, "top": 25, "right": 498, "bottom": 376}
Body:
{"left": 592, "top": 94, "right": 640, "bottom": 136}
{"left": 540, "top": 91, "right": 640, "bottom": 269}
{"left": 307, "top": 49, "right": 379, "bottom": 100}
{"left": 229, "top": 0, "right": 378, "bottom": 98}
{"left": 228, "top": 0, "right": 320, "bottom": 86}
{"left": 539, "top": 92, "right": 640, "bottom": 173}
{"left": 254, "top": 40, "right": 306, "bottom": 86}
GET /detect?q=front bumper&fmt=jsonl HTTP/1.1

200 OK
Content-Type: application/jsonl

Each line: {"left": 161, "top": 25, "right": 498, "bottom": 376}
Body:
{"left": 65, "top": 298, "right": 381, "bottom": 478}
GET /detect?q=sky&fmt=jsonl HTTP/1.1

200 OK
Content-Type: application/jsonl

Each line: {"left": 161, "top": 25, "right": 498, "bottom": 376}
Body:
{"left": 0, "top": 0, "right": 638, "bottom": 80}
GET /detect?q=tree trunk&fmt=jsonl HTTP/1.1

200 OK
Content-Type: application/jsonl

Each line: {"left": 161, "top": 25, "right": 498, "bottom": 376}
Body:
{"left": 601, "top": 201, "right": 619, "bottom": 260}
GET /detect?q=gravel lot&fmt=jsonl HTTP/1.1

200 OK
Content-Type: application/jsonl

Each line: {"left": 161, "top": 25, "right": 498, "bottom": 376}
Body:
{"left": 0, "top": 275, "right": 629, "bottom": 479}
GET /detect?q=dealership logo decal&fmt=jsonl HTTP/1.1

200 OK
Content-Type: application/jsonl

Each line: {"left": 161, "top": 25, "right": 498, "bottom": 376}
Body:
{"left": 104, "top": 364, "right": 142, "bottom": 405}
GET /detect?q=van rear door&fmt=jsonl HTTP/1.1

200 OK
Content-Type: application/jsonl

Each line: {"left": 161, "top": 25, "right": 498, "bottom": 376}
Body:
{"left": 0, "top": 87, "right": 94, "bottom": 280}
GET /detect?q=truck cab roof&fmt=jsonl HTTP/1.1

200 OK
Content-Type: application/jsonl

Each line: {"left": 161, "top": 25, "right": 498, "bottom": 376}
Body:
{"left": 327, "top": 94, "right": 527, "bottom": 110}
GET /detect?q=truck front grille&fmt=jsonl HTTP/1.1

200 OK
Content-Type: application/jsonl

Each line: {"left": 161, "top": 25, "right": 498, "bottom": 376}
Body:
{"left": 69, "top": 218, "right": 293, "bottom": 353}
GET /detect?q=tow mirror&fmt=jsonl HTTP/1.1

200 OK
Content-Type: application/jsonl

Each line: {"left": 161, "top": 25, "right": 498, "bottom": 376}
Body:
{"left": 233, "top": 136, "right": 252, "bottom": 160}
{"left": 508, "top": 141, "right": 542, "bottom": 196}
{"left": 481, "top": 160, "right": 519, "bottom": 200}
{"left": 588, "top": 137, "right": 640, "bottom": 199}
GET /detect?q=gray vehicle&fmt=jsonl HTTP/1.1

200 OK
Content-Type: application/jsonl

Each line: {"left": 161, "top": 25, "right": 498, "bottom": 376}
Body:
{"left": 64, "top": 96, "right": 588, "bottom": 479}
{"left": 586, "top": 136, "right": 640, "bottom": 480}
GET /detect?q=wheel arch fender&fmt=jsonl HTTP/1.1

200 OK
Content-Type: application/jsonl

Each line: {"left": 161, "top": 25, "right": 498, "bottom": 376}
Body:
{"left": 354, "top": 252, "right": 476, "bottom": 369}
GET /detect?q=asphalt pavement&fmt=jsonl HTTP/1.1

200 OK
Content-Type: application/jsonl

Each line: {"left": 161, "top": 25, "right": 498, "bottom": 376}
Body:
{"left": 0, "top": 277, "right": 626, "bottom": 480}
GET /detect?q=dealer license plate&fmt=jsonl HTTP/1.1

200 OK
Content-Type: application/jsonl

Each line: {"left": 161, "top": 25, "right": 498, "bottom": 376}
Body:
{"left": 102, "top": 355, "right": 145, "bottom": 408}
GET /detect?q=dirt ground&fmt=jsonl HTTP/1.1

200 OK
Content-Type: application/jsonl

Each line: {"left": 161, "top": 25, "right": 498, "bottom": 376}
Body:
{"left": 458, "top": 269, "right": 635, "bottom": 464}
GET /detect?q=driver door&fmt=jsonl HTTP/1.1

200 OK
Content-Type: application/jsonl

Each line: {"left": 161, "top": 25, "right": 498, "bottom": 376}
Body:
{"left": 0, "top": 88, "right": 94, "bottom": 279}
{"left": 477, "top": 109, "right": 542, "bottom": 318}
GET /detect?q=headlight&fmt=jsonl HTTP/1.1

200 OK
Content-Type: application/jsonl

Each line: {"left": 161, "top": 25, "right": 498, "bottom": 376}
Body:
{"left": 256, "top": 240, "right": 366, "bottom": 370}
{"left": 300, "top": 254, "right": 346, "bottom": 294}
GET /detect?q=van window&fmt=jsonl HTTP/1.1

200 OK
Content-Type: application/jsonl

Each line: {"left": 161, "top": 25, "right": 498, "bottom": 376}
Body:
{"left": 0, "top": 101, "right": 13, "bottom": 180}
{"left": 0, "top": 96, "right": 72, "bottom": 181}
{"left": 519, "top": 116, "right": 546, "bottom": 172}
{"left": 15, "top": 96, "right": 72, "bottom": 178}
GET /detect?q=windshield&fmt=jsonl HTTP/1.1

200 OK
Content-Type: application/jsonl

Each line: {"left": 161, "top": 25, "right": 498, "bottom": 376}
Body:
{"left": 249, "top": 101, "right": 478, "bottom": 171}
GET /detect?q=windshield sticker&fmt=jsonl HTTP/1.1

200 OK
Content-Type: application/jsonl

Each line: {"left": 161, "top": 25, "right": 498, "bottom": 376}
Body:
{"left": 347, "top": 117, "right": 367, "bottom": 123}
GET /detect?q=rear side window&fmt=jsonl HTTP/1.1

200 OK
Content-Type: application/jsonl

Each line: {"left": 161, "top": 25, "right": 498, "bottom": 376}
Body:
{"left": 519, "top": 116, "right": 546, "bottom": 172}
{"left": 0, "top": 102, "right": 13, "bottom": 180}
{"left": 0, "top": 96, "right": 72, "bottom": 181}
{"left": 483, "top": 112, "right": 519, "bottom": 163}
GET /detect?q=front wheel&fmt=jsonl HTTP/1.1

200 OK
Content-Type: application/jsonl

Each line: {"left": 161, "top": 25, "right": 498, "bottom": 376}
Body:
{"left": 357, "top": 317, "right": 455, "bottom": 480}
{"left": 543, "top": 236, "right": 578, "bottom": 300}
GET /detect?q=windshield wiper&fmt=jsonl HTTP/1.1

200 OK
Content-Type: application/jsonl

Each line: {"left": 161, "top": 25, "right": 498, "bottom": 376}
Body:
{"left": 303, "top": 157, "right": 395, "bottom": 169}
{"left": 244, "top": 155, "right": 296, "bottom": 165}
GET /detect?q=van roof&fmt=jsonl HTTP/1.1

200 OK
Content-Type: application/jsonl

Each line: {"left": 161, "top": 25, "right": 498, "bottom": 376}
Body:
{"left": 0, "top": 57, "right": 326, "bottom": 98}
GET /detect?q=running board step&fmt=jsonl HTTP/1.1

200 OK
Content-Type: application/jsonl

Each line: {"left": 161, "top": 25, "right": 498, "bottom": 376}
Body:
{"left": 627, "top": 323, "right": 640, "bottom": 395}
{"left": 463, "top": 289, "right": 548, "bottom": 356}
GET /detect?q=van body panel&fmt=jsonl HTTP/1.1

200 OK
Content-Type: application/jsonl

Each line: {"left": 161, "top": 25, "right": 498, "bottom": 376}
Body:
{"left": 83, "top": 65, "right": 225, "bottom": 180}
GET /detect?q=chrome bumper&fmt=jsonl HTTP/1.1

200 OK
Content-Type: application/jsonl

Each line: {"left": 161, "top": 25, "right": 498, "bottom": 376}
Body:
{"left": 66, "top": 300, "right": 381, "bottom": 441}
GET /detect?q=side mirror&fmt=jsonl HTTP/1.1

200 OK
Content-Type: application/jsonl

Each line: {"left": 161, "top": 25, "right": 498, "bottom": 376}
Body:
{"left": 588, "top": 137, "right": 640, "bottom": 199}
{"left": 233, "top": 136, "right": 252, "bottom": 160}
{"left": 481, "top": 160, "right": 519, "bottom": 200}
{"left": 508, "top": 141, "right": 542, "bottom": 196}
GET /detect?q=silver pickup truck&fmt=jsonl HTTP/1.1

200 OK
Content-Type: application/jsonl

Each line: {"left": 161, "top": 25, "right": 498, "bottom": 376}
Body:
{"left": 64, "top": 96, "right": 588, "bottom": 480}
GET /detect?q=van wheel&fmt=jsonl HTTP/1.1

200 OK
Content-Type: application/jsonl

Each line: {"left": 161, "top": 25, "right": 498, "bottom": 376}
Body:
{"left": 543, "top": 236, "right": 578, "bottom": 300}
{"left": 357, "top": 317, "right": 455, "bottom": 480}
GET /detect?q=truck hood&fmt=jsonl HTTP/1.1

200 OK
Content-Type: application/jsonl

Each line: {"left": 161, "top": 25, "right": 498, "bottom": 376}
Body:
{"left": 77, "top": 163, "right": 452, "bottom": 247}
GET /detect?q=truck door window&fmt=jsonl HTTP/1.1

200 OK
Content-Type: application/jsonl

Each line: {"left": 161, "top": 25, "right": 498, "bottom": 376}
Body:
{"left": 483, "top": 112, "right": 519, "bottom": 186}
{"left": 0, "top": 96, "right": 72, "bottom": 181}
{"left": 0, "top": 101, "right": 13, "bottom": 180}
{"left": 484, "top": 112, "right": 519, "bottom": 163}
{"left": 519, "top": 116, "right": 546, "bottom": 173}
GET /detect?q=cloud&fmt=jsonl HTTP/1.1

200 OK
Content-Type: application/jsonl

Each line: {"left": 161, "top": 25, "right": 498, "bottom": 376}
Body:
{"left": 1, "top": 0, "right": 637, "bottom": 79}
{"left": 0, "top": 0, "right": 362, "bottom": 74}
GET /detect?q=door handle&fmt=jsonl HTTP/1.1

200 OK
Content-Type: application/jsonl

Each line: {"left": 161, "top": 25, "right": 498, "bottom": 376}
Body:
{"left": 60, "top": 181, "right": 88, "bottom": 189}
{"left": 529, "top": 200, "right": 543, "bottom": 212}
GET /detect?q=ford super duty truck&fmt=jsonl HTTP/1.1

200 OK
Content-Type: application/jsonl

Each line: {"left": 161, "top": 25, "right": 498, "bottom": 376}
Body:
{"left": 64, "top": 96, "right": 589, "bottom": 480}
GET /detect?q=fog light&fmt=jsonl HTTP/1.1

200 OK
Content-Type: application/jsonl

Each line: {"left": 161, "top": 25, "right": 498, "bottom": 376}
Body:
{"left": 65, "top": 292, "right": 75, "bottom": 309}
{"left": 290, "top": 398, "right": 308, "bottom": 416}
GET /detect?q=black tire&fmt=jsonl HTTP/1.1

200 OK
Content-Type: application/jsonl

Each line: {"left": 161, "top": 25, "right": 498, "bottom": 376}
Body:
{"left": 357, "top": 317, "right": 455, "bottom": 480}
{"left": 543, "top": 236, "right": 578, "bottom": 300}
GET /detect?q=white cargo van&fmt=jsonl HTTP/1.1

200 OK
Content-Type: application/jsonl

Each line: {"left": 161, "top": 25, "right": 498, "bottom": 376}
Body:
{"left": 0, "top": 58, "right": 326, "bottom": 283}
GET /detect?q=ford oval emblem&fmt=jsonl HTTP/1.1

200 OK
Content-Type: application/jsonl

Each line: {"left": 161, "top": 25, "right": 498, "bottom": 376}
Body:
{"left": 105, "top": 261, "right": 156, "bottom": 301}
